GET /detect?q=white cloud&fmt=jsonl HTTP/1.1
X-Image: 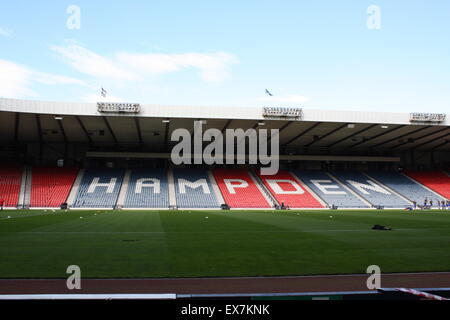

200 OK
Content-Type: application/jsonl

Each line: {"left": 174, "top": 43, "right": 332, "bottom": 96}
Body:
{"left": 1, "top": 43, "right": 238, "bottom": 101}
{"left": 0, "top": 59, "right": 35, "bottom": 98}
{"left": 51, "top": 43, "right": 139, "bottom": 81}
{"left": 0, "top": 59, "right": 86, "bottom": 99}
{"left": 259, "top": 94, "right": 311, "bottom": 104}
{"left": 0, "top": 27, "right": 12, "bottom": 37}
{"left": 33, "top": 72, "right": 87, "bottom": 86}
{"left": 116, "top": 51, "right": 238, "bottom": 82}
{"left": 51, "top": 43, "right": 238, "bottom": 83}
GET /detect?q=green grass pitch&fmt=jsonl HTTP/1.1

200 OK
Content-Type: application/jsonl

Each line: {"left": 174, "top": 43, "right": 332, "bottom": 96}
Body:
{"left": 0, "top": 209, "right": 449, "bottom": 278}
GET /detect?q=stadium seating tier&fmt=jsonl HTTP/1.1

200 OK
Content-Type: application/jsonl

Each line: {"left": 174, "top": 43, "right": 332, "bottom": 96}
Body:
{"left": 0, "top": 165, "right": 23, "bottom": 207}
{"left": 404, "top": 171, "right": 450, "bottom": 199}
{"left": 1, "top": 166, "right": 449, "bottom": 209}
{"left": 213, "top": 169, "right": 271, "bottom": 208}
{"left": 123, "top": 169, "right": 169, "bottom": 208}
{"left": 295, "top": 171, "right": 369, "bottom": 208}
{"left": 73, "top": 168, "right": 124, "bottom": 208}
{"left": 30, "top": 167, "right": 79, "bottom": 207}
{"left": 366, "top": 171, "right": 446, "bottom": 204}
{"left": 332, "top": 171, "right": 411, "bottom": 208}
{"left": 174, "top": 168, "right": 220, "bottom": 208}
{"left": 258, "top": 170, "right": 324, "bottom": 208}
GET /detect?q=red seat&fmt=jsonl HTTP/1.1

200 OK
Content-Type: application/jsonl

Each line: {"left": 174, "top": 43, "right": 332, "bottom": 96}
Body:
{"left": 213, "top": 169, "right": 271, "bottom": 208}
{"left": 30, "top": 167, "right": 79, "bottom": 207}
{"left": 404, "top": 171, "right": 450, "bottom": 199}
{"left": 258, "top": 170, "right": 324, "bottom": 208}
{"left": 0, "top": 164, "right": 22, "bottom": 207}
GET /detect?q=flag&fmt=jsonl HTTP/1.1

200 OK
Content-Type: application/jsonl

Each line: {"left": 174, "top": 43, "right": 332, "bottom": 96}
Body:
{"left": 101, "top": 88, "right": 107, "bottom": 97}
{"left": 265, "top": 89, "right": 273, "bottom": 96}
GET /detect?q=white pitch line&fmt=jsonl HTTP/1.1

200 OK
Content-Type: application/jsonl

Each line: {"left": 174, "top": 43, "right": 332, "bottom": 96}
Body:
{"left": 0, "top": 229, "right": 418, "bottom": 235}
{"left": 0, "top": 212, "right": 61, "bottom": 221}
{"left": 1, "top": 272, "right": 450, "bottom": 281}
{"left": 0, "top": 293, "right": 176, "bottom": 300}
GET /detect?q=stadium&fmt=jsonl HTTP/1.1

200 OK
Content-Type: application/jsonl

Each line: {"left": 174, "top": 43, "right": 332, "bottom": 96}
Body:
{"left": 0, "top": 97, "right": 449, "bottom": 301}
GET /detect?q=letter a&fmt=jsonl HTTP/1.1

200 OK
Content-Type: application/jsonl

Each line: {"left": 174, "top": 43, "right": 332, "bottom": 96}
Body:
{"left": 366, "top": 265, "right": 381, "bottom": 290}
{"left": 66, "top": 265, "right": 81, "bottom": 290}
{"left": 66, "top": 5, "right": 81, "bottom": 30}
{"left": 367, "top": 5, "right": 381, "bottom": 30}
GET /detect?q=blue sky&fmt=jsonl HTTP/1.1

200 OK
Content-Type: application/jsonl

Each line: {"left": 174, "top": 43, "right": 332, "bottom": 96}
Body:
{"left": 0, "top": 0, "right": 449, "bottom": 112}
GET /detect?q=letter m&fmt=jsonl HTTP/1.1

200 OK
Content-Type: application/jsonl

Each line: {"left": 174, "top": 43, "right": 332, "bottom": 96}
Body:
{"left": 178, "top": 179, "right": 210, "bottom": 194}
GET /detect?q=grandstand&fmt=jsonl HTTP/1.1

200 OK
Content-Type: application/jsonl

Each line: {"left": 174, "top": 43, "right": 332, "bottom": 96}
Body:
{"left": 30, "top": 166, "right": 78, "bottom": 208}
{"left": 174, "top": 168, "right": 220, "bottom": 209}
{"left": 0, "top": 97, "right": 450, "bottom": 303}
{"left": 3, "top": 0, "right": 450, "bottom": 304}
{"left": 0, "top": 164, "right": 22, "bottom": 207}
{"left": 366, "top": 171, "right": 446, "bottom": 204}
{"left": 404, "top": 171, "right": 450, "bottom": 199}
{"left": 0, "top": 97, "right": 449, "bottom": 210}
{"left": 331, "top": 171, "right": 412, "bottom": 208}
{"left": 72, "top": 168, "right": 124, "bottom": 208}
{"left": 295, "top": 170, "right": 370, "bottom": 208}
{"left": 123, "top": 168, "right": 169, "bottom": 209}
{"left": 213, "top": 169, "right": 272, "bottom": 208}
{"left": 2, "top": 166, "right": 448, "bottom": 209}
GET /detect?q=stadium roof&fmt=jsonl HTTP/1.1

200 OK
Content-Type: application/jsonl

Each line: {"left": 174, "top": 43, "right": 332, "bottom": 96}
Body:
{"left": 1, "top": 97, "right": 449, "bottom": 153}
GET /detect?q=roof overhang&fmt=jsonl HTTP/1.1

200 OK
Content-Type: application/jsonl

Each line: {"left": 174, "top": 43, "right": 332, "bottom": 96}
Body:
{"left": 0, "top": 98, "right": 449, "bottom": 153}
